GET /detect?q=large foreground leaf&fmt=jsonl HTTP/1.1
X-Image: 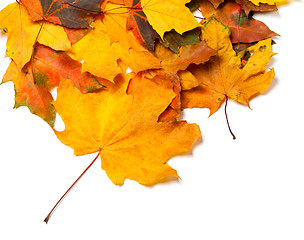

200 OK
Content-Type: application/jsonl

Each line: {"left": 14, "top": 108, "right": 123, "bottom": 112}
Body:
{"left": 54, "top": 74, "right": 201, "bottom": 185}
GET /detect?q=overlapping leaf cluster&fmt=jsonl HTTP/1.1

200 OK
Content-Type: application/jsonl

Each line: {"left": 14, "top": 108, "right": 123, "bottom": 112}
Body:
{"left": 0, "top": 0, "right": 281, "bottom": 185}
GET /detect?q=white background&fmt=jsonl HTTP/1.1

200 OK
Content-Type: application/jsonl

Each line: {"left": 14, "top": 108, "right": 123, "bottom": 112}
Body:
{"left": 0, "top": 0, "right": 304, "bottom": 239}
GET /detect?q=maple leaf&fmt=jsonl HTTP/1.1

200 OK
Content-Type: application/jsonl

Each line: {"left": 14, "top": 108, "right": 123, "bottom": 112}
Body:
{"left": 2, "top": 44, "right": 105, "bottom": 126}
{"left": 201, "top": 0, "right": 278, "bottom": 44}
{"left": 54, "top": 73, "right": 201, "bottom": 185}
{"left": 19, "top": 0, "right": 102, "bottom": 29}
{"left": 141, "top": 0, "right": 201, "bottom": 38}
{"left": 67, "top": 17, "right": 122, "bottom": 82}
{"left": 2, "top": 60, "right": 57, "bottom": 127}
{"left": 32, "top": 44, "right": 106, "bottom": 94}
{"left": 181, "top": 18, "right": 275, "bottom": 136}
{"left": 108, "top": 0, "right": 201, "bottom": 54}
{"left": 126, "top": 0, "right": 202, "bottom": 53}
{"left": 0, "top": 2, "right": 71, "bottom": 69}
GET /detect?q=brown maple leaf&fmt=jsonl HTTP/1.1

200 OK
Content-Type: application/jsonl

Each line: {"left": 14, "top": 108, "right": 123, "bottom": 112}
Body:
{"left": 201, "top": 0, "right": 278, "bottom": 44}
{"left": 127, "top": 0, "right": 158, "bottom": 52}
{"left": 19, "top": 0, "right": 102, "bottom": 28}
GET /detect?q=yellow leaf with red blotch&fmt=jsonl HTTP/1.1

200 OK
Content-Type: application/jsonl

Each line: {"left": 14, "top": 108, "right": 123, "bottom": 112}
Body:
{"left": 54, "top": 73, "right": 201, "bottom": 185}
{"left": 141, "top": 0, "right": 201, "bottom": 38}
{"left": 0, "top": 2, "right": 71, "bottom": 69}
{"left": 182, "top": 18, "right": 275, "bottom": 116}
{"left": 104, "top": 3, "right": 161, "bottom": 72}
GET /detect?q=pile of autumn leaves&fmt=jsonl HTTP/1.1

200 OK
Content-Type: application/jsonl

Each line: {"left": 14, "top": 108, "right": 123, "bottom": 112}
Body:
{"left": 0, "top": 0, "right": 279, "bottom": 185}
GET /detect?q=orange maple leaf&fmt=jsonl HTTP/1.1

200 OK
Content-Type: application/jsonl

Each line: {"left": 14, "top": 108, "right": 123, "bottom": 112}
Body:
{"left": 181, "top": 18, "right": 275, "bottom": 138}
{"left": 54, "top": 73, "right": 201, "bottom": 185}
{"left": 2, "top": 45, "right": 106, "bottom": 126}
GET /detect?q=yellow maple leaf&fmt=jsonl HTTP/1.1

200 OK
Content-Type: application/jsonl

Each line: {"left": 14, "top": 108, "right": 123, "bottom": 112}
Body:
{"left": 0, "top": 2, "right": 71, "bottom": 69}
{"left": 182, "top": 18, "right": 275, "bottom": 116}
{"left": 141, "top": 0, "right": 201, "bottom": 39}
{"left": 54, "top": 73, "right": 201, "bottom": 185}
{"left": 67, "top": 17, "right": 122, "bottom": 82}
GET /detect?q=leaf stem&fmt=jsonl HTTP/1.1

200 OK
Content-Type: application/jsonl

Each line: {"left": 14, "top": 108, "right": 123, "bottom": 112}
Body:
{"left": 194, "top": 15, "right": 205, "bottom": 20}
{"left": 63, "top": 2, "right": 141, "bottom": 14}
{"left": 224, "top": 95, "right": 236, "bottom": 140}
{"left": 30, "top": 23, "right": 44, "bottom": 83}
{"left": 63, "top": 2, "right": 105, "bottom": 13}
{"left": 44, "top": 152, "right": 100, "bottom": 224}
{"left": 237, "top": 0, "right": 243, "bottom": 48}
